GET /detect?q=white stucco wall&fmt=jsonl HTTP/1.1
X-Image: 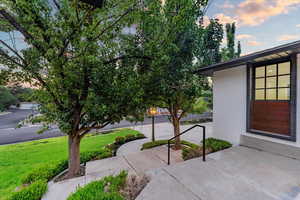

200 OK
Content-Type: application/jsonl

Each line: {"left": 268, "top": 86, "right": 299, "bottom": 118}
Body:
{"left": 212, "top": 66, "right": 247, "bottom": 145}
{"left": 212, "top": 54, "right": 300, "bottom": 148}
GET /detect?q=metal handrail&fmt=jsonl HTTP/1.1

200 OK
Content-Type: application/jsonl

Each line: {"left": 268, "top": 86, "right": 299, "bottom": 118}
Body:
{"left": 167, "top": 124, "right": 206, "bottom": 165}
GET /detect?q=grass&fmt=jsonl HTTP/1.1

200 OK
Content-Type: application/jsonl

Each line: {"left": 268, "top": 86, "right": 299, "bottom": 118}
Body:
{"left": 0, "top": 128, "right": 140, "bottom": 200}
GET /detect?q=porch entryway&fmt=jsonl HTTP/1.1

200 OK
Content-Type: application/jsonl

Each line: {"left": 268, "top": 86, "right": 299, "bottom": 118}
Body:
{"left": 138, "top": 146, "right": 300, "bottom": 200}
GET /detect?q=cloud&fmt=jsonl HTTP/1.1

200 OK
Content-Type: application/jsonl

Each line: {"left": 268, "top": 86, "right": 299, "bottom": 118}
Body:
{"left": 236, "top": 34, "right": 254, "bottom": 40}
{"left": 217, "top": 0, "right": 300, "bottom": 27}
{"left": 214, "top": 13, "right": 237, "bottom": 25}
{"left": 237, "top": 0, "right": 300, "bottom": 26}
{"left": 277, "top": 34, "right": 300, "bottom": 41}
{"left": 247, "top": 40, "right": 262, "bottom": 46}
{"left": 296, "top": 24, "right": 300, "bottom": 28}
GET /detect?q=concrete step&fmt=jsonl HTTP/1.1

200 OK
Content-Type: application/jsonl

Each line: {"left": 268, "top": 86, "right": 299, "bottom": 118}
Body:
{"left": 240, "top": 135, "right": 300, "bottom": 160}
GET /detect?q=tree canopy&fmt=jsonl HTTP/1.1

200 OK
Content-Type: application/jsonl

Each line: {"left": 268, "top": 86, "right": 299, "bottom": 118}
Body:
{"left": 0, "top": 0, "right": 150, "bottom": 177}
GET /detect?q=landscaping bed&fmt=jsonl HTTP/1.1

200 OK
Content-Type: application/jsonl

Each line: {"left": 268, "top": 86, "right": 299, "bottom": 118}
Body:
{"left": 67, "top": 171, "right": 150, "bottom": 200}
{"left": 141, "top": 138, "right": 232, "bottom": 161}
{"left": 0, "top": 129, "right": 145, "bottom": 200}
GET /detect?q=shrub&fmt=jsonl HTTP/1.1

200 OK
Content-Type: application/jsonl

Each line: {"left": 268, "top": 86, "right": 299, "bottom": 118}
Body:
{"left": 124, "top": 134, "right": 135, "bottom": 142}
{"left": 135, "top": 133, "right": 146, "bottom": 139}
{"left": 67, "top": 171, "right": 127, "bottom": 200}
{"left": 204, "top": 138, "right": 232, "bottom": 152}
{"left": 9, "top": 180, "right": 47, "bottom": 200}
{"left": 21, "top": 164, "right": 57, "bottom": 184}
{"left": 115, "top": 136, "right": 126, "bottom": 145}
{"left": 141, "top": 140, "right": 199, "bottom": 150}
{"left": 182, "top": 146, "right": 204, "bottom": 161}
{"left": 141, "top": 140, "right": 168, "bottom": 150}
{"left": 22, "top": 149, "right": 110, "bottom": 185}
{"left": 0, "top": 86, "right": 18, "bottom": 111}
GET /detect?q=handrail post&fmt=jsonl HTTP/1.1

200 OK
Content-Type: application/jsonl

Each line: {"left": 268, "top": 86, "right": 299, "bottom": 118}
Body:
{"left": 167, "top": 140, "right": 170, "bottom": 165}
{"left": 202, "top": 126, "right": 206, "bottom": 162}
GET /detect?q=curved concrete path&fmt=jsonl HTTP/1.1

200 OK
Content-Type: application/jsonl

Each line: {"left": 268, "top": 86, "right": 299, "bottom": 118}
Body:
{"left": 117, "top": 122, "right": 213, "bottom": 156}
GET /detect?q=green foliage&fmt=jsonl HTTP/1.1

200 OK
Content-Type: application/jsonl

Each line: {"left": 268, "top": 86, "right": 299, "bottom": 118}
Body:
{"left": 124, "top": 134, "right": 135, "bottom": 142}
{"left": 67, "top": 171, "right": 127, "bottom": 200}
{"left": 190, "top": 97, "right": 209, "bottom": 114}
{"left": 8, "top": 180, "right": 47, "bottom": 200}
{"left": 9, "top": 86, "right": 35, "bottom": 102}
{"left": 0, "top": 128, "right": 138, "bottom": 199}
{"left": 204, "top": 138, "right": 232, "bottom": 152}
{"left": 221, "top": 23, "right": 241, "bottom": 61}
{"left": 135, "top": 133, "right": 146, "bottom": 139}
{"left": 182, "top": 146, "right": 203, "bottom": 161}
{"left": 0, "top": 86, "right": 18, "bottom": 111}
{"left": 141, "top": 140, "right": 199, "bottom": 150}
{"left": 0, "top": 0, "right": 150, "bottom": 176}
{"left": 197, "top": 19, "right": 224, "bottom": 66}
{"left": 115, "top": 136, "right": 126, "bottom": 145}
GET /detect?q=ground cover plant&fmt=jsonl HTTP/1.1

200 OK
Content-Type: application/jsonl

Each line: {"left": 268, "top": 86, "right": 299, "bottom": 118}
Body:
{"left": 67, "top": 171, "right": 150, "bottom": 200}
{"left": 182, "top": 138, "right": 232, "bottom": 161}
{"left": 141, "top": 140, "right": 199, "bottom": 150}
{"left": 141, "top": 138, "right": 232, "bottom": 161}
{"left": 0, "top": 129, "right": 140, "bottom": 200}
{"left": 67, "top": 171, "right": 128, "bottom": 200}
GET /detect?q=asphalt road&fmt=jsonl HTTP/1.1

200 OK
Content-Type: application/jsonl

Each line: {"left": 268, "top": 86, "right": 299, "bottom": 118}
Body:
{"left": 0, "top": 109, "right": 211, "bottom": 145}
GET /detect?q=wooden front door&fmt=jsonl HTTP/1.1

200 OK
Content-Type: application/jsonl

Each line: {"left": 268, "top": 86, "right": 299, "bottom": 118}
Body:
{"left": 249, "top": 59, "right": 294, "bottom": 139}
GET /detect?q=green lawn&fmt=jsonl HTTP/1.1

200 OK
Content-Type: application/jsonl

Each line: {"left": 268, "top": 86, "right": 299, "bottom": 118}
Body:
{"left": 0, "top": 128, "right": 140, "bottom": 200}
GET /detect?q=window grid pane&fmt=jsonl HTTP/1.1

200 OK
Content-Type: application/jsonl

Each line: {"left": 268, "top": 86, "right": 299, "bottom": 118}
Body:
{"left": 254, "top": 61, "right": 291, "bottom": 101}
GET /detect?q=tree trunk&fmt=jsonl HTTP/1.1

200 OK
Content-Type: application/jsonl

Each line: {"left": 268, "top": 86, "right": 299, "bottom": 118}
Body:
{"left": 172, "top": 117, "right": 181, "bottom": 150}
{"left": 66, "top": 134, "right": 81, "bottom": 178}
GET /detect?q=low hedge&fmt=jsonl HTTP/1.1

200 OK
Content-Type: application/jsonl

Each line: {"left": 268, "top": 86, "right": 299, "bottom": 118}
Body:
{"left": 8, "top": 180, "right": 48, "bottom": 200}
{"left": 107, "top": 133, "right": 146, "bottom": 155}
{"left": 182, "top": 138, "right": 232, "bottom": 161}
{"left": 10, "top": 132, "right": 145, "bottom": 200}
{"left": 204, "top": 138, "right": 232, "bottom": 152}
{"left": 67, "top": 171, "right": 127, "bottom": 200}
{"left": 141, "top": 140, "right": 199, "bottom": 150}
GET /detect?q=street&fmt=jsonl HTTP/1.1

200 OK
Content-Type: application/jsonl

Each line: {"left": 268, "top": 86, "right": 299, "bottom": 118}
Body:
{"left": 0, "top": 109, "right": 210, "bottom": 145}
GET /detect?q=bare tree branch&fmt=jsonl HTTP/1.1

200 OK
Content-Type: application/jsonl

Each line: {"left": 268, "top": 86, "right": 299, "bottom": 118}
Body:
{"left": 0, "top": 39, "right": 25, "bottom": 62}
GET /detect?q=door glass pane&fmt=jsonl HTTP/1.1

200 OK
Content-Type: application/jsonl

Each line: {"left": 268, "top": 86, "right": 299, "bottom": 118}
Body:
{"left": 266, "top": 89, "right": 276, "bottom": 100}
{"left": 278, "top": 75, "right": 290, "bottom": 88}
{"left": 255, "top": 90, "right": 265, "bottom": 100}
{"left": 256, "top": 67, "right": 265, "bottom": 77}
{"left": 266, "top": 64, "right": 277, "bottom": 76}
{"left": 255, "top": 78, "right": 265, "bottom": 89}
{"left": 278, "top": 88, "right": 290, "bottom": 100}
{"left": 278, "top": 62, "right": 290, "bottom": 75}
{"left": 266, "top": 77, "right": 276, "bottom": 88}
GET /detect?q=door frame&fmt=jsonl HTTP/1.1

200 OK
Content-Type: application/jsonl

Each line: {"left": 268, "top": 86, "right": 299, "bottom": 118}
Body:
{"left": 246, "top": 54, "right": 297, "bottom": 142}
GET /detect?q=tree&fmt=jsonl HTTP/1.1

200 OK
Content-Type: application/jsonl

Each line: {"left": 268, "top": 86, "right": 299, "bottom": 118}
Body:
{"left": 0, "top": 0, "right": 150, "bottom": 178}
{"left": 139, "top": 0, "right": 213, "bottom": 149}
{"left": 221, "top": 22, "right": 242, "bottom": 61}
{"left": 197, "top": 19, "right": 223, "bottom": 66}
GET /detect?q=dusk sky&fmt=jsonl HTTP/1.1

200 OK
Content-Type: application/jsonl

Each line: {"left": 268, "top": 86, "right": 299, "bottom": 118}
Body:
{"left": 205, "top": 0, "right": 300, "bottom": 55}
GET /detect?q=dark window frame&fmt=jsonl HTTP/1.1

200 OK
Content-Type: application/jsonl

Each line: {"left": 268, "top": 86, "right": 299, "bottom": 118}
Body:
{"left": 246, "top": 55, "right": 297, "bottom": 142}
{"left": 253, "top": 60, "right": 291, "bottom": 101}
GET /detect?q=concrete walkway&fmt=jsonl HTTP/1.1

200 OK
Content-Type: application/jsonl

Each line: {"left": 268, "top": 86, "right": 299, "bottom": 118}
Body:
{"left": 42, "top": 146, "right": 183, "bottom": 200}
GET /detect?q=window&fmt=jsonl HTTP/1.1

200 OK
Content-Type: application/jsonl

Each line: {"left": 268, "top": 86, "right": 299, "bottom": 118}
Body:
{"left": 254, "top": 61, "right": 291, "bottom": 100}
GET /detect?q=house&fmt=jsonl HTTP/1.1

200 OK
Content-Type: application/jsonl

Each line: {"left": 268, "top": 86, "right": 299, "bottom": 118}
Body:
{"left": 197, "top": 40, "right": 300, "bottom": 159}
